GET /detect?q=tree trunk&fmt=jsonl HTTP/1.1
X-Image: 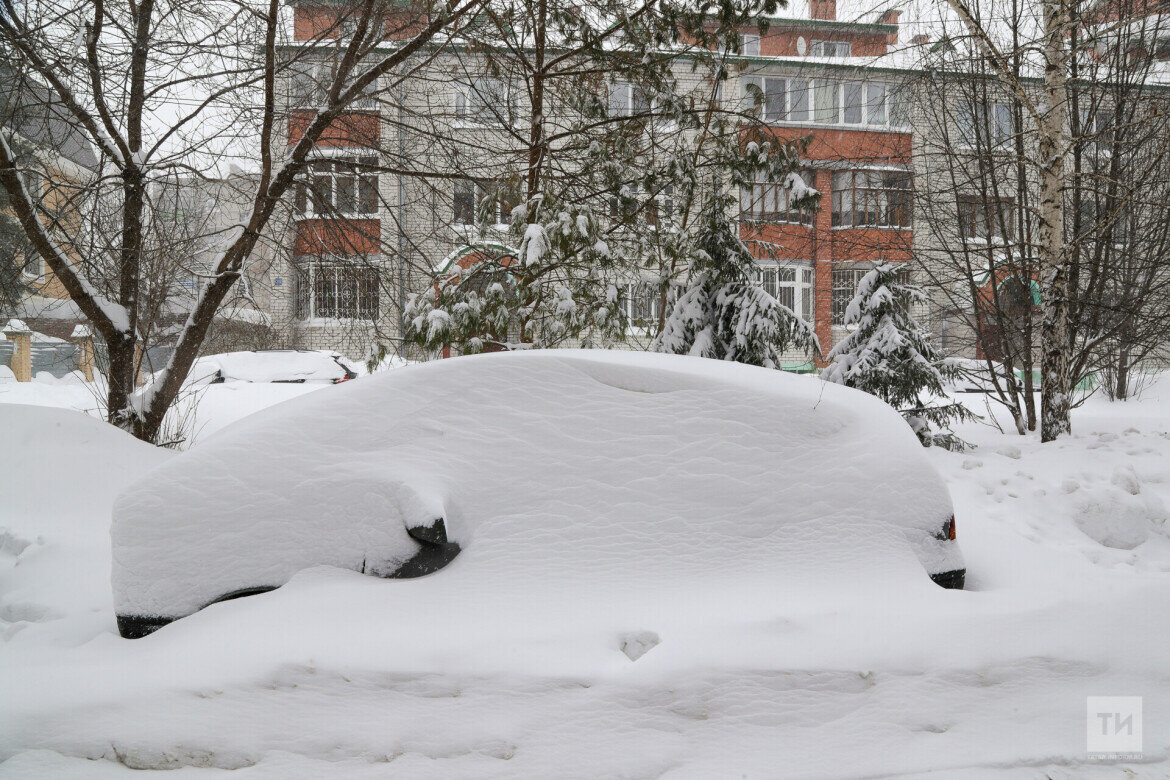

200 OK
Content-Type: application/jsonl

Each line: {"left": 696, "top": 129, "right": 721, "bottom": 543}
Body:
{"left": 1115, "top": 343, "right": 1131, "bottom": 400}
{"left": 1038, "top": 0, "right": 1072, "bottom": 442}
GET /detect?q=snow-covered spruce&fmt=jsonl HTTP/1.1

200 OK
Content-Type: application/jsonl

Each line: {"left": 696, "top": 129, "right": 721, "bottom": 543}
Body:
{"left": 653, "top": 186, "right": 819, "bottom": 367}
{"left": 822, "top": 263, "right": 973, "bottom": 450}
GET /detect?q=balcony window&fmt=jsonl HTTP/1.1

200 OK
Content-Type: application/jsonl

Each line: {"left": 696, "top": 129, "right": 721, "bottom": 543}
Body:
{"left": 296, "top": 156, "right": 379, "bottom": 217}
{"left": 831, "top": 170, "right": 913, "bottom": 228}
{"left": 739, "top": 171, "right": 815, "bottom": 225}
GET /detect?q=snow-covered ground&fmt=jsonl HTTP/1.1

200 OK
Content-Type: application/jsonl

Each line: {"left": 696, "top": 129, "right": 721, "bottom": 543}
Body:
{"left": 0, "top": 370, "right": 325, "bottom": 447}
{"left": 2, "top": 358, "right": 1169, "bottom": 777}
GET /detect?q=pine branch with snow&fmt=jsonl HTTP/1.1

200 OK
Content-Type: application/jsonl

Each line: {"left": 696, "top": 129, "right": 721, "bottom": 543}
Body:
{"left": 822, "top": 263, "right": 974, "bottom": 449}
{"left": 652, "top": 183, "right": 819, "bottom": 367}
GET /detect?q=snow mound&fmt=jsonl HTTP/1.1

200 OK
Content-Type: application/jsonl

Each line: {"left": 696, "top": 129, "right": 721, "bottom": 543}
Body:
{"left": 111, "top": 350, "right": 962, "bottom": 634}
{"left": 0, "top": 405, "right": 171, "bottom": 643}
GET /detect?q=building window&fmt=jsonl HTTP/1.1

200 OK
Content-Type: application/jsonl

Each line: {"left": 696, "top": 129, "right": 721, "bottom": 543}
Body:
{"left": 455, "top": 78, "right": 519, "bottom": 125}
{"left": 453, "top": 180, "right": 518, "bottom": 227}
{"left": 755, "top": 264, "right": 814, "bottom": 322}
{"left": 609, "top": 183, "right": 674, "bottom": 226}
{"left": 742, "top": 77, "right": 906, "bottom": 128}
{"left": 294, "top": 259, "right": 379, "bottom": 320}
{"left": 295, "top": 156, "right": 379, "bottom": 217}
{"left": 832, "top": 264, "right": 909, "bottom": 325}
{"left": 617, "top": 281, "right": 665, "bottom": 331}
{"left": 810, "top": 40, "right": 852, "bottom": 57}
{"left": 813, "top": 79, "right": 839, "bottom": 123}
{"left": 831, "top": 170, "right": 913, "bottom": 228}
{"left": 739, "top": 171, "right": 815, "bottom": 225}
{"left": 608, "top": 81, "right": 654, "bottom": 117}
{"left": 741, "top": 33, "right": 760, "bottom": 56}
{"left": 957, "top": 196, "right": 1014, "bottom": 241}
{"left": 956, "top": 101, "right": 1014, "bottom": 148}
{"left": 290, "top": 61, "right": 377, "bottom": 109}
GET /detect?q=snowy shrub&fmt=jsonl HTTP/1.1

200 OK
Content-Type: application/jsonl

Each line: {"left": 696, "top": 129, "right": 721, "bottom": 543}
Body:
{"left": 822, "top": 263, "right": 974, "bottom": 450}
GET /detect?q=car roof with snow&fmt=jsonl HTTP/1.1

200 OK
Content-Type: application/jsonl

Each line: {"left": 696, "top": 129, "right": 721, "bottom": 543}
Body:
{"left": 193, "top": 350, "right": 355, "bottom": 383}
{"left": 111, "top": 350, "right": 962, "bottom": 637}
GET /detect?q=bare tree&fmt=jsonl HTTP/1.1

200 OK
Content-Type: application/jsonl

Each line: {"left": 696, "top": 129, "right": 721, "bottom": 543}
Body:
{"left": 0, "top": 0, "right": 485, "bottom": 441}
{"left": 922, "top": 0, "right": 1170, "bottom": 435}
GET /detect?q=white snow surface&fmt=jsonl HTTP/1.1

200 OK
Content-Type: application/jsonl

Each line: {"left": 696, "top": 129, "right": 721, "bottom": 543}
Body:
{"left": 2, "top": 356, "right": 1170, "bottom": 777}
{"left": 111, "top": 350, "right": 960, "bottom": 621}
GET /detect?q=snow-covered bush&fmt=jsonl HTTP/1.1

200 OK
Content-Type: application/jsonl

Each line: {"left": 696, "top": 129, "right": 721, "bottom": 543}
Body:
{"left": 822, "top": 263, "right": 974, "bottom": 450}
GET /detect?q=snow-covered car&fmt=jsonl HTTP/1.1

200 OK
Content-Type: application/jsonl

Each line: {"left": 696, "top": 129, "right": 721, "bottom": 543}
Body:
{"left": 111, "top": 350, "right": 966, "bottom": 639}
{"left": 186, "top": 350, "right": 358, "bottom": 385}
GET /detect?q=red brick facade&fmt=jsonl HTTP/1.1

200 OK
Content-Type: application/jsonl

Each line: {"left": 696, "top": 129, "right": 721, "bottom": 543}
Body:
{"left": 293, "top": 5, "right": 429, "bottom": 41}
{"left": 288, "top": 109, "right": 380, "bottom": 148}
{"left": 295, "top": 219, "right": 381, "bottom": 255}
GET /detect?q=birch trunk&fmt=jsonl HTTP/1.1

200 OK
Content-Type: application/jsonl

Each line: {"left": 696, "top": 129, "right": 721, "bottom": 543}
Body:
{"left": 1037, "top": 0, "right": 1072, "bottom": 441}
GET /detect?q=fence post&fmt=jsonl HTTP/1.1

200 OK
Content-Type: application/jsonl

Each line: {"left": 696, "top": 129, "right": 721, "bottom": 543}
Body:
{"left": 3, "top": 319, "right": 33, "bottom": 382}
{"left": 71, "top": 324, "right": 95, "bottom": 382}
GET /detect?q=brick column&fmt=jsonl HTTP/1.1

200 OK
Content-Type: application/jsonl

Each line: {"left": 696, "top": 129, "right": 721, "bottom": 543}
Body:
{"left": 71, "top": 324, "right": 95, "bottom": 382}
{"left": 4, "top": 319, "right": 33, "bottom": 382}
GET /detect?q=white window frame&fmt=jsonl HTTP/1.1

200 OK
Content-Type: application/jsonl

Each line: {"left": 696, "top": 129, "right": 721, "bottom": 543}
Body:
{"left": 742, "top": 77, "right": 909, "bottom": 129}
{"left": 739, "top": 171, "right": 815, "bottom": 225}
{"left": 609, "top": 183, "right": 675, "bottom": 227}
{"left": 617, "top": 280, "right": 668, "bottom": 334}
{"left": 453, "top": 179, "right": 516, "bottom": 228}
{"left": 956, "top": 100, "right": 1014, "bottom": 149}
{"left": 754, "top": 263, "right": 814, "bottom": 322}
{"left": 455, "top": 77, "right": 520, "bottom": 126}
{"left": 294, "top": 256, "right": 380, "bottom": 322}
{"left": 295, "top": 153, "right": 379, "bottom": 218}
{"left": 810, "top": 40, "right": 852, "bottom": 57}
{"left": 957, "top": 195, "right": 1015, "bottom": 243}
{"left": 608, "top": 80, "right": 655, "bottom": 117}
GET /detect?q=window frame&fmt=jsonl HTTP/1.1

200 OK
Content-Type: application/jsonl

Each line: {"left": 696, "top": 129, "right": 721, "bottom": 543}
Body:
{"left": 455, "top": 77, "right": 521, "bottom": 126}
{"left": 290, "top": 61, "right": 378, "bottom": 110}
{"left": 295, "top": 154, "right": 379, "bottom": 218}
{"left": 830, "top": 169, "right": 913, "bottom": 229}
{"left": 294, "top": 257, "right": 380, "bottom": 321}
{"left": 955, "top": 100, "right": 1015, "bottom": 149}
{"left": 453, "top": 179, "right": 517, "bottom": 228}
{"left": 831, "top": 264, "right": 909, "bottom": 326}
{"left": 754, "top": 262, "right": 815, "bottom": 322}
{"left": 810, "top": 40, "right": 852, "bottom": 57}
{"left": 617, "top": 280, "right": 668, "bottom": 333}
{"left": 608, "top": 80, "right": 655, "bottom": 117}
{"left": 743, "top": 76, "right": 905, "bottom": 128}
{"left": 739, "top": 170, "right": 816, "bottom": 226}
{"left": 957, "top": 195, "right": 1015, "bottom": 242}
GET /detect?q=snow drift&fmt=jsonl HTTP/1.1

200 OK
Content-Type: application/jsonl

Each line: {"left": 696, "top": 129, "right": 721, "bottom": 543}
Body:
{"left": 111, "top": 350, "right": 963, "bottom": 637}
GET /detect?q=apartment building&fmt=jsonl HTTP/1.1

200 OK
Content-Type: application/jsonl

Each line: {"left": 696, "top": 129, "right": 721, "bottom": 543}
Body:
{"left": 270, "top": 0, "right": 937, "bottom": 364}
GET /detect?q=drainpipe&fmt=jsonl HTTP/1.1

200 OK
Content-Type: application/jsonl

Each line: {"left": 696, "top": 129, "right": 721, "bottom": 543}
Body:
{"left": 397, "top": 79, "right": 408, "bottom": 357}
